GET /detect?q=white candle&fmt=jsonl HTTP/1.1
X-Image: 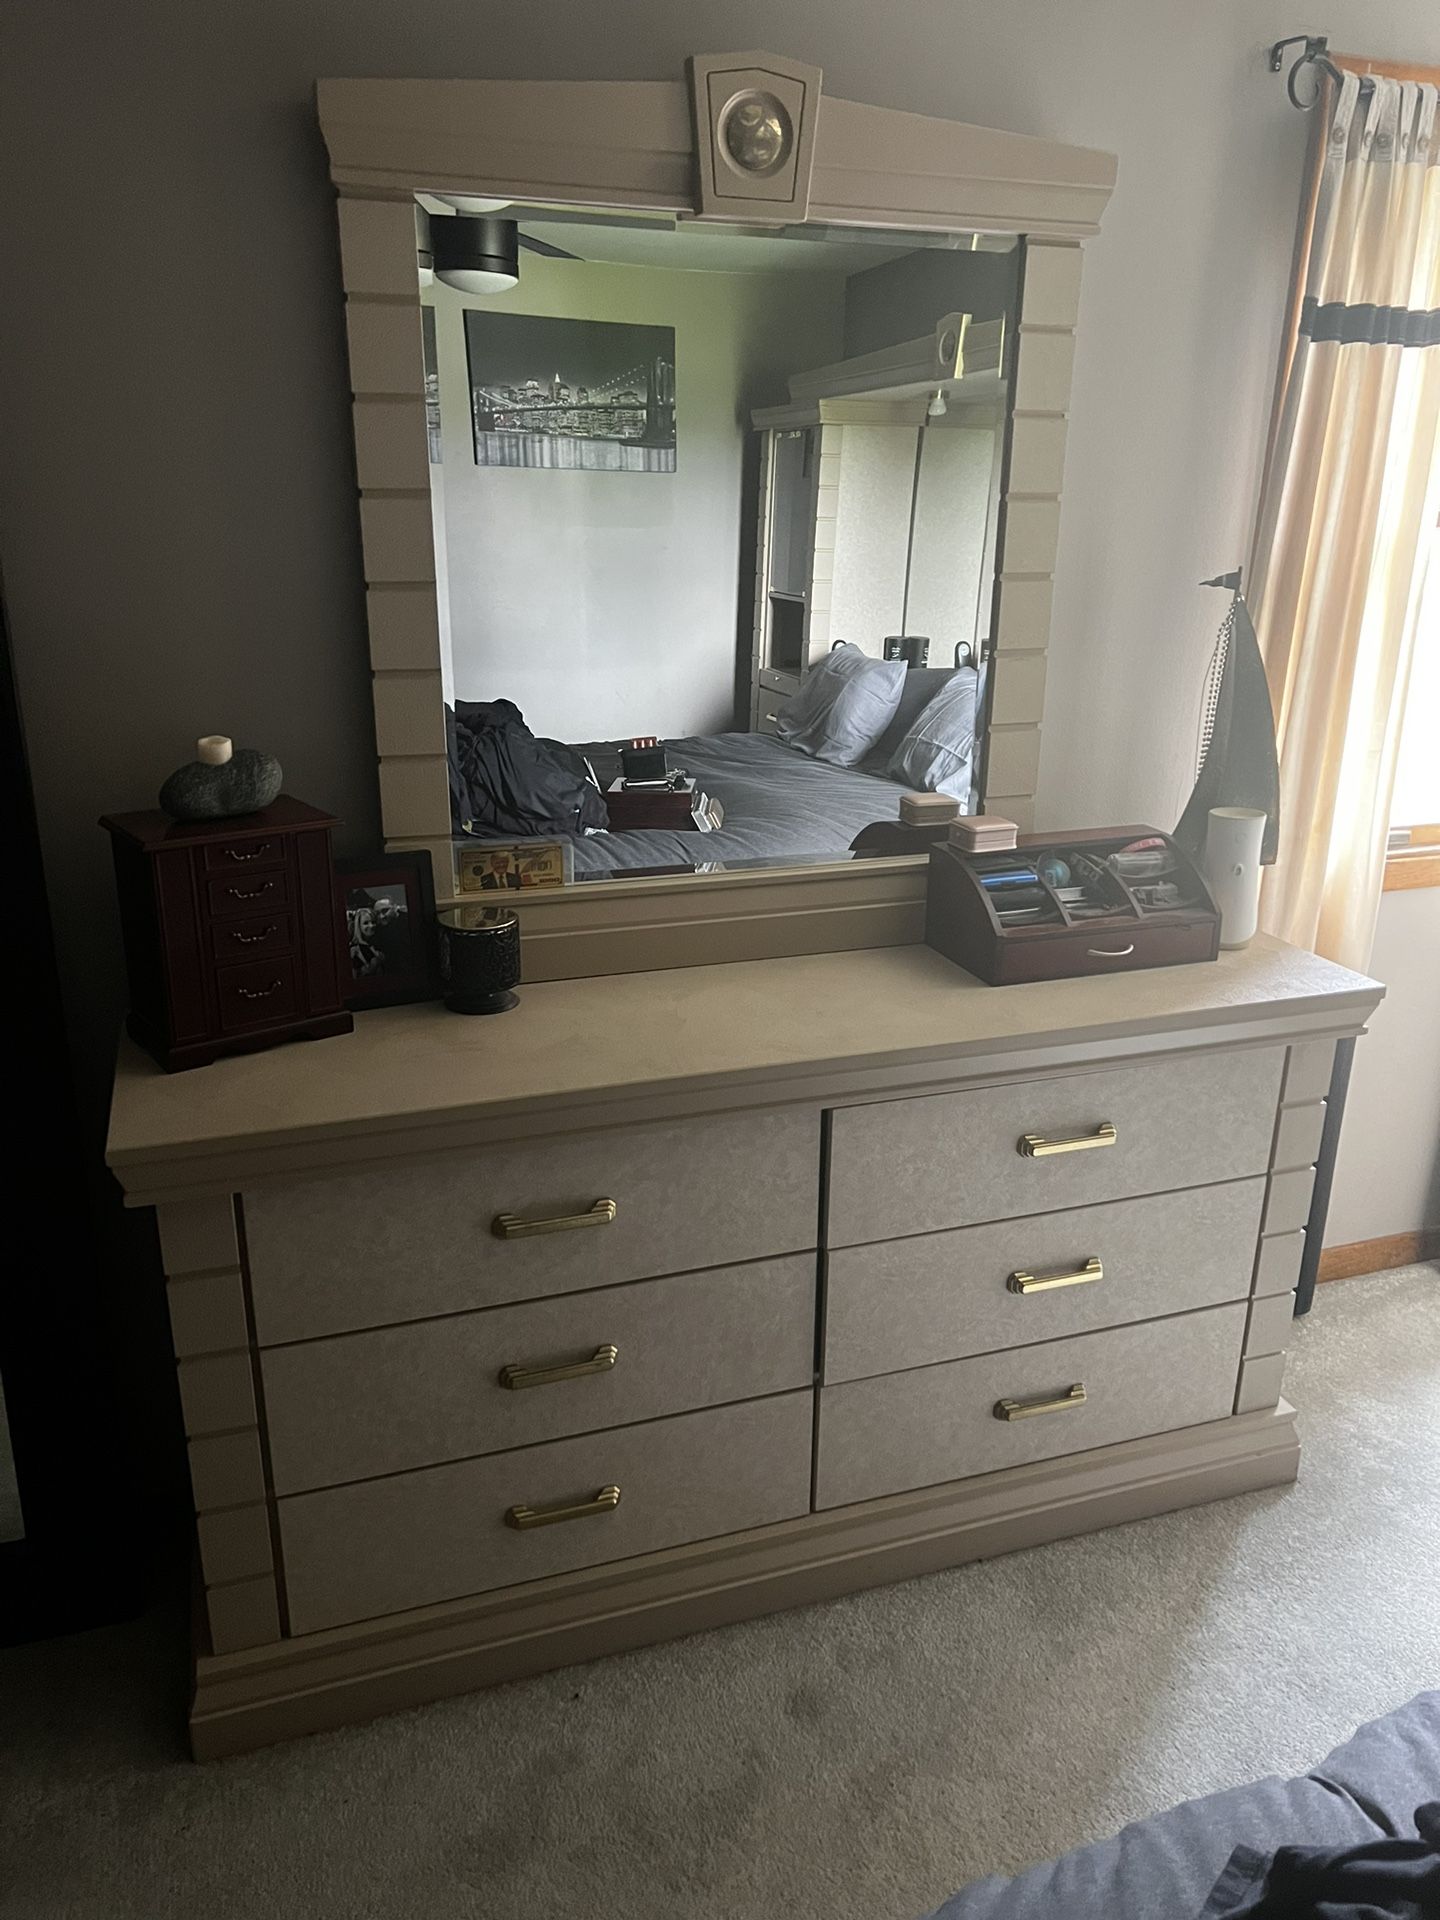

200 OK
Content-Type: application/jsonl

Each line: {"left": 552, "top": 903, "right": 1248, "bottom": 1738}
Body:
{"left": 196, "top": 735, "right": 233, "bottom": 766}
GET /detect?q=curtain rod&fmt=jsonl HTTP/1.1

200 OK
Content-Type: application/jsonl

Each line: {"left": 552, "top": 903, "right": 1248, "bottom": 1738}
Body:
{"left": 1270, "top": 34, "right": 1440, "bottom": 110}
{"left": 1270, "top": 35, "right": 1354, "bottom": 111}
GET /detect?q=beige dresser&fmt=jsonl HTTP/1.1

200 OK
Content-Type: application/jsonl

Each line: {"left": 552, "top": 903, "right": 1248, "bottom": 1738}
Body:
{"left": 106, "top": 937, "right": 1381, "bottom": 1757}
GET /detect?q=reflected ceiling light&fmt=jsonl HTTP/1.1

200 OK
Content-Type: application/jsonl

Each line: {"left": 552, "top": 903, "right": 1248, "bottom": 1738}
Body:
{"left": 431, "top": 193, "right": 513, "bottom": 215}
{"left": 926, "top": 389, "right": 948, "bottom": 419}
{"left": 431, "top": 214, "right": 520, "bottom": 294}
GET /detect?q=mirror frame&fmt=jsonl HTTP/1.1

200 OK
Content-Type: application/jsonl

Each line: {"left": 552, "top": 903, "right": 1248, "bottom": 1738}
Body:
{"left": 317, "top": 56, "right": 1115, "bottom": 981}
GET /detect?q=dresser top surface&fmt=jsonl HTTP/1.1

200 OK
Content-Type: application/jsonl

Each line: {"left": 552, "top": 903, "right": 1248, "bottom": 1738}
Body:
{"left": 107, "top": 935, "right": 1381, "bottom": 1202}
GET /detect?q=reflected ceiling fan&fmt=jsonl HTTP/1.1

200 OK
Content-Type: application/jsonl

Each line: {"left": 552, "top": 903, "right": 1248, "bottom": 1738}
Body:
{"left": 421, "top": 196, "right": 672, "bottom": 292}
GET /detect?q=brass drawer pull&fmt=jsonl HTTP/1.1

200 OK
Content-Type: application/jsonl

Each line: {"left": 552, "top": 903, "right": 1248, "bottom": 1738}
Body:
{"left": 994, "top": 1383, "right": 1087, "bottom": 1422}
{"left": 229, "top": 924, "right": 278, "bottom": 946}
{"left": 1018, "top": 1122, "right": 1118, "bottom": 1158}
{"left": 498, "top": 1344, "right": 619, "bottom": 1391}
{"left": 227, "top": 880, "right": 276, "bottom": 900}
{"left": 236, "top": 979, "right": 282, "bottom": 1001}
{"left": 505, "top": 1485, "right": 621, "bottom": 1531}
{"left": 1008, "top": 1257, "right": 1103, "bottom": 1295}
{"left": 491, "top": 1198, "right": 617, "bottom": 1240}
{"left": 226, "top": 842, "right": 273, "bottom": 862}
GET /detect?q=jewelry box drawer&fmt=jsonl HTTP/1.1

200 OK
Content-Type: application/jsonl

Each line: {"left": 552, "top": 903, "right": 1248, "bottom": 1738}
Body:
{"left": 215, "top": 955, "right": 301, "bottom": 1031}
{"left": 205, "top": 866, "right": 290, "bottom": 920}
{"left": 278, "top": 1390, "right": 815, "bottom": 1635}
{"left": 261, "top": 1253, "right": 817, "bottom": 1494}
{"left": 979, "top": 919, "right": 1218, "bottom": 987}
{"left": 244, "top": 1107, "right": 821, "bottom": 1344}
{"left": 208, "top": 912, "right": 295, "bottom": 964}
{"left": 825, "top": 1047, "right": 1284, "bottom": 1248}
{"left": 824, "top": 1180, "right": 1266, "bottom": 1383}
{"left": 814, "top": 1302, "right": 1247, "bottom": 1509}
{"left": 202, "top": 833, "right": 287, "bottom": 874}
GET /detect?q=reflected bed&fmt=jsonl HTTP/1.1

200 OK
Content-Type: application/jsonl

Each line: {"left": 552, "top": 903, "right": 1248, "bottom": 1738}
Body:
{"left": 455, "top": 728, "right": 943, "bottom": 877}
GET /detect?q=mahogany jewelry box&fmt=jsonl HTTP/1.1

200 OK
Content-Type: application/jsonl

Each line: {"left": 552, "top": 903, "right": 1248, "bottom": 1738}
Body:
{"left": 100, "top": 797, "right": 353, "bottom": 1071}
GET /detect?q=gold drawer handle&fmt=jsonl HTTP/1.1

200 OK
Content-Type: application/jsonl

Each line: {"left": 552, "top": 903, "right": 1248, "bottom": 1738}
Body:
{"left": 1018, "top": 1122, "right": 1118, "bottom": 1158}
{"left": 1008, "top": 1257, "right": 1104, "bottom": 1296}
{"left": 994, "top": 1383, "right": 1087, "bottom": 1422}
{"left": 226, "top": 880, "right": 276, "bottom": 900}
{"left": 505, "top": 1485, "right": 621, "bottom": 1531}
{"left": 226, "top": 842, "right": 273, "bottom": 862}
{"left": 491, "top": 1198, "right": 617, "bottom": 1240}
{"left": 498, "top": 1344, "right": 619, "bottom": 1391}
{"left": 229, "top": 923, "right": 278, "bottom": 946}
{"left": 236, "top": 979, "right": 283, "bottom": 1001}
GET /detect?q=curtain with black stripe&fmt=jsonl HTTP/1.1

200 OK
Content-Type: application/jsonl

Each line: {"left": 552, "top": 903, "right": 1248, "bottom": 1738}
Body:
{"left": 1251, "top": 71, "right": 1440, "bottom": 968}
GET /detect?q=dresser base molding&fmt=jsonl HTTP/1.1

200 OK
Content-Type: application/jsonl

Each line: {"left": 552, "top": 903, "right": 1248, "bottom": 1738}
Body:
{"left": 189, "top": 1401, "right": 1298, "bottom": 1759}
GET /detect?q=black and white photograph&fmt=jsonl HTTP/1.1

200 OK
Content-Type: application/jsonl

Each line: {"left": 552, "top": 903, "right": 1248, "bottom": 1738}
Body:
{"left": 332, "top": 851, "right": 438, "bottom": 1009}
{"left": 464, "top": 309, "right": 676, "bottom": 471}
{"left": 346, "top": 884, "right": 410, "bottom": 979}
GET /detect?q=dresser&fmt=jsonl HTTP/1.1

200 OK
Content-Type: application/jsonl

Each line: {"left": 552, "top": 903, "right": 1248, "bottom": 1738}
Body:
{"left": 105, "top": 937, "right": 1381, "bottom": 1757}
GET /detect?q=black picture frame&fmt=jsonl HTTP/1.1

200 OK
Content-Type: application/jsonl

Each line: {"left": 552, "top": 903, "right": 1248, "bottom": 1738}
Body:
{"left": 334, "top": 849, "right": 439, "bottom": 1009}
{"left": 464, "top": 308, "right": 677, "bottom": 472}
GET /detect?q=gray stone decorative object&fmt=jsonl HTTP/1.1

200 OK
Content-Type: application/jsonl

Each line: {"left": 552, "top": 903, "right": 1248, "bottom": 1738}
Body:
{"left": 159, "top": 735, "right": 284, "bottom": 821}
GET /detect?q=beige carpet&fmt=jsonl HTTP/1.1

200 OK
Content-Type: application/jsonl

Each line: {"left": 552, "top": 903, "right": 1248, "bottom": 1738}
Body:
{"left": 3, "top": 1263, "right": 1437, "bottom": 1920}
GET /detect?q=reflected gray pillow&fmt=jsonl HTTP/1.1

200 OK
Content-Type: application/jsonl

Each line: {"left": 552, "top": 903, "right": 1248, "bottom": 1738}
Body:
{"left": 886, "top": 668, "right": 979, "bottom": 798}
{"left": 871, "top": 666, "right": 963, "bottom": 765}
{"left": 777, "top": 644, "right": 906, "bottom": 769}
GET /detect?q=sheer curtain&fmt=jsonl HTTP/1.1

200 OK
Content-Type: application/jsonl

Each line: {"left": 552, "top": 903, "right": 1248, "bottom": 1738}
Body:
{"left": 1251, "top": 72, "right": 1440, "bottom": 969}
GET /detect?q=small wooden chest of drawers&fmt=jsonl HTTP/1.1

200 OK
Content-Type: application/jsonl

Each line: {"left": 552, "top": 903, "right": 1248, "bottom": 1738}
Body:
{"left": 101, "top": 796, "right": 353, "bottom": 1071}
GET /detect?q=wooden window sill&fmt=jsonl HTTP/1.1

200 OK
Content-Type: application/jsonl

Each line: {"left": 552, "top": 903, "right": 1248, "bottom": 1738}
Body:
{"left": 1384, "top": 825, "right": 1440, "bottom": 892}
{"left": 1384, "top": 850, "right": 1440, "bottom": 891}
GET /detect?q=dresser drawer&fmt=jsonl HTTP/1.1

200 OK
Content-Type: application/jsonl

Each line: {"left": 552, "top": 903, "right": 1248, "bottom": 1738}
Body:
{"left": 202, "top": 832, "right": 288, "bottom": 874}
{"left": 815, "top": 1302, "right": 1247, "bottom": 1509}
{"left": 757, "top": 703, "right": 792, "bottom": 737}
{"left": 244, "top": 1107, "right": 820, "bottom": 1344}
{"left": 759, "top": 667, "right": 801, "bottom": 695}
{"left": 209, "top": 911, "right": 295, "bottom": 964}
{"left": 206, "top": 866, "right": 290, "bottom": 920}
{"left": 262, "top": 1253, "right": 816, "bottom": 1494}
{"left": 215, "top": 955, "right": 301, "bottom": 1031}
{"left": 826, "top": 1048, "right": 1284, "bottom": 1247}
{"left": 824, "top": 1180, "right": 1265, "bottom": 1382}
{"left": 279, "top": 1390, "right": 814, "bottom": 1634}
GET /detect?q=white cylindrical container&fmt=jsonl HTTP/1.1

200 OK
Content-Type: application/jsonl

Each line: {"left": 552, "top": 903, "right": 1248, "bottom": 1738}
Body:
{"left": 1203, "top": 807, "right": 1266, "bottom": 948}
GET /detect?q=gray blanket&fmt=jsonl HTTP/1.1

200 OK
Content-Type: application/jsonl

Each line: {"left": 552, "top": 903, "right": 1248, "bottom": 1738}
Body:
{"left": 924, "top": 1692, "right": 1440, "bottom": 1920}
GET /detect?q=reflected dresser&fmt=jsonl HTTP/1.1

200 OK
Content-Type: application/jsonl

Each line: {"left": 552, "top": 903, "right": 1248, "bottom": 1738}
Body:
{"left": 105, "top": 937, "right": 1381, "bottom": 1757}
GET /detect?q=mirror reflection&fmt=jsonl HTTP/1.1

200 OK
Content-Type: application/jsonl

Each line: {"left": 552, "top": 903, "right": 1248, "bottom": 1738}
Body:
{"left": 421, "top": 204, "right": 1018, "bottom": 883}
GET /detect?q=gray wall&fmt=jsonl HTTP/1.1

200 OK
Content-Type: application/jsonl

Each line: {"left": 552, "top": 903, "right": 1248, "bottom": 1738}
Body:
{"left": 3, "top": 0, "right": 1438, "bottom": 1194}
{"left": 1326, "top": 887, "right": 1440, "bottom": 1247}
{"left": 842, "top": 247, "right": 1018, "bottom": 356}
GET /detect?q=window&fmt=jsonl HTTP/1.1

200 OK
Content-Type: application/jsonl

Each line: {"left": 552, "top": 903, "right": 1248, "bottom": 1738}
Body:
{"left": 1386, "top": 514, "right": 1440, "bottom": 887}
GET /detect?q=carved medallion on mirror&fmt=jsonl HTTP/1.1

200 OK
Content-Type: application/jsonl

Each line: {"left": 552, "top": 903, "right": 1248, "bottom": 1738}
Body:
{"left": 318, "top": 59, "right": 1116, "bottom": 978}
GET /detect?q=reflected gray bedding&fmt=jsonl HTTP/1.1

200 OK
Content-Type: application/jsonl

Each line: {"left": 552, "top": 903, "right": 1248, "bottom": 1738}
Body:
{"left": 531, "top": 730, "right": 911, "bottom": 876}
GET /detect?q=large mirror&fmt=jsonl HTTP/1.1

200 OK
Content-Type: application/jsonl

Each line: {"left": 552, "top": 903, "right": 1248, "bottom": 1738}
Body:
{"left": 418, "top": 202, "right": 1019, "bottom": 887}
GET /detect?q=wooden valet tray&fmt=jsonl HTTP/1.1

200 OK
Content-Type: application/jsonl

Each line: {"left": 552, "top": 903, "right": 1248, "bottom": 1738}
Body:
{"left": 925, "top": 825, "right": 1220, "bottom": 986}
